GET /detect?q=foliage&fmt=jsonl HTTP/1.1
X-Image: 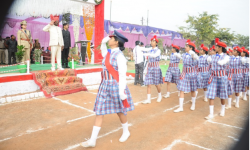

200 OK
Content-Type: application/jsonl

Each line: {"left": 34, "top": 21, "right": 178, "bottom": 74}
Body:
{"left": 94, "top": 0, "right": 103, "bottom": 5}
{"left": 68, "top": 47, "right": 80, "bottom": 63}
{"left": 214, "top": 28, "right": 235, "bottom": 46}
{"left": 178, "top": 11, "right": 219, "bottom": 47}
{"left": 62, "top": 13, "right": 71, "bottom": 24}
{"left": 33, "top": 49, "right": 42, "bottom": 62}
{"left": 15, "top": 45, "right": 25, "bottom": 63}
{"left": 234, "top": 34, "right": 249, "bottom": 49}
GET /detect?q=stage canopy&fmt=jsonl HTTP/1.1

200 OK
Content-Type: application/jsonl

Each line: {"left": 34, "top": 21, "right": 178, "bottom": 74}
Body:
{"left": 104, "top": 20, "right": 186, "bottom": 48}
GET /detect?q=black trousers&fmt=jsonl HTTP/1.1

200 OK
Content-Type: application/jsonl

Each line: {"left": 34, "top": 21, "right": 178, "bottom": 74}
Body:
{"left": 135, "top": 62, "right": 144, "bottom": 85}
{"left": 61, "top": 48, "right": 69, "bottom": 67}
{"left": 8, "top": 51, "right": 16, "bottom": 65}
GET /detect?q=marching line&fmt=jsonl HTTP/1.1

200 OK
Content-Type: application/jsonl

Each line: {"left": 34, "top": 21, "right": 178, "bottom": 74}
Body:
{"left": 162, "top": 139, "right": 211, "bottom": 150}
{"left": 53, "top": 97, "right": 94, "bottom": 113}
{"left": 163, "top": 95, "right": 204, "bottom": 112}
{"left": 0, "top": 123, "right": 61, "bottom": 143}
{"left": 206, "top": 120, "right": 243, "bottom": 130}
{"left": 64, "top": 124, "right": 132, "bottom": 150}
{"left": 228, "top": 136, "right": 239, "bottom": 141}
{"left": 88, "top": 92, "right": 97, "bottom": 95}
{"left": 67, "top": 114, "right": 95, "bottom": 123}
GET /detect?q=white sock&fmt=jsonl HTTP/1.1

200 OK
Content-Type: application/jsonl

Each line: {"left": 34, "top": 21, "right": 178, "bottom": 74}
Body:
{"left": 243, "top": 92, "right": 247, "bottom": 98}
{"left": 147, "top": 94, "right": 151, "bottom": 101}
{"left": 192, "top": 97, "right": 196, "bottom": 106}
{"left": 179, "top": 98, "right": 184, "bottom": 108}
{"left": 90, "top": 126, "right": 101, "bottom": 142}
{"left": 236, "top": 96, "right": 240, "bottom": 105}
{"left": 204, "top": 91, "right": 207, "bottom": 98}
{"left": 221, "top": 105, "right": 225, "bottom": 114}
{"left": 228, "top": 98, "right": 232, "bottom": 106}
{"left": 167, "top": 92, "right": 170, "bottom": 95}
{"left": 121, "top": 122, "right": 129, "bottom": 135}
{"left": 209, "top": 105, "right": 214, "bottom": 116}
{"left": 158, "top": 93, "right": 162, "bottom": 97}
{"left": 195, "top": 91, "right": 198, "bottom": 97}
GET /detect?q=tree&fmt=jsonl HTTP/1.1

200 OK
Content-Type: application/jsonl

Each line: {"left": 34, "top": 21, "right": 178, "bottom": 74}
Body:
{"left": 178, "top": 12, "right": 219, "bottom": 47}
{"left": 234, "top": 34, "right": 249, "bottom": 49}
{"left": 214, "top": 28, "right": 235, "bottom": 46}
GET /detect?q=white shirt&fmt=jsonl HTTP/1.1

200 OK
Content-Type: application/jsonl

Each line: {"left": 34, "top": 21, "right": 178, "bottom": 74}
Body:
{"left": 133, "top": 45, "right": 144, "bottom": 64}
{"left": 100, "top": 37, "right": 127, "bottom": 97}
{"left": 0, "top": 40, "right": 5, "bottom": 49}
{"left": 143, "top": 47, "right": 161, "bottom": 58}
{"left": 43, "top": 24, "right": 64, "bottom": 46}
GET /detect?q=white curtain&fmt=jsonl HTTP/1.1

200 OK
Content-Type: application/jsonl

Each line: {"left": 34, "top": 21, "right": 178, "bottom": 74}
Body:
{"left": 8, "top": 0, "right": 83, "bottom": 17}
{"left": 72, "top": 14, "right": 80, "bottom": 54}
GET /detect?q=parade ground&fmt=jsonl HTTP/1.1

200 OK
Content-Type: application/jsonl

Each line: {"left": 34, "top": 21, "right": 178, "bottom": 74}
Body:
{"left": 0, "top": 80, "right": 248, "bottom": 150}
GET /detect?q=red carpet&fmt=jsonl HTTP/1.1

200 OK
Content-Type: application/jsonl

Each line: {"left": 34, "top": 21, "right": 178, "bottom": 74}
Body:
{"left": 32, "top": 69, "right": 87, "bottom": 98}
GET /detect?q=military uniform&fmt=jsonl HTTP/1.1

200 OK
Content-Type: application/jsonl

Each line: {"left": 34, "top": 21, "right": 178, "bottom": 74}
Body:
{"left": 17, "top": 20, "right": 33, "bottom": 65}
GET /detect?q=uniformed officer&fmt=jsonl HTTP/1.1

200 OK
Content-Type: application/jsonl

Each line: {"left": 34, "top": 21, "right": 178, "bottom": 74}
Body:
{"left": 17, "top": 20, "right": 33, "bottom": 67}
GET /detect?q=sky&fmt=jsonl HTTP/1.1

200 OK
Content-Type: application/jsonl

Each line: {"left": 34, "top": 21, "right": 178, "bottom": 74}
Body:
{"left": 104, "top": 0, "right": 249, "bottom": 36}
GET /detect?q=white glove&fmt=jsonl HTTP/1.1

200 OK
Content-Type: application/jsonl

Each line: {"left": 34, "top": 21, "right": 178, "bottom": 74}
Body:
{"left": 189, "top": 50, "right": 195, "bottom": 55}
{"left": 207, "top": 56, "right": 212, "bottom": 63}
{"left": 102, "top": 36, "right": 110, "bottom": 44}
{"left": 144, "top": 53, "right": 149, "bottom": 56}
{"left": 217, "top": 60, "right": 223, "bottom": 66}
{"left": 119, "top": 92, "right": 127, "bottom": 100}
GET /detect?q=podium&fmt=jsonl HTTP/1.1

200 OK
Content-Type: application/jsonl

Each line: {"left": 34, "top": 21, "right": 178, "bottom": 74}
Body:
{"left": 75, "top": 40, "right": 91, "bottom": 65}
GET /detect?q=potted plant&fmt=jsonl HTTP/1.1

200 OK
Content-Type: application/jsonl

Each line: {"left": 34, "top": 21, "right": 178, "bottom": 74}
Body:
{"left": 68, "top": 47, "right": 80, "bottom": 69}
{"left": 33, "top": 49, "right": 42, "bottom": 64}
{"left": 15, "top": 45, "right": 27, "bottom": 73}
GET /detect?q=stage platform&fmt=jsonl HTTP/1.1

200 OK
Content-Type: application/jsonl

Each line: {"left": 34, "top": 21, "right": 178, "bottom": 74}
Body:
{"left": 0, "top": 64, "right": 135, "bottom": 98}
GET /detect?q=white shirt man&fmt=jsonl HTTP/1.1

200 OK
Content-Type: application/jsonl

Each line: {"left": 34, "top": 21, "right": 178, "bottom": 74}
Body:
{"left": 133, "top": 45, "right": 144, "bottom": 64}
{"left": 43, "top": 19, "right": 64, "bottom": 71}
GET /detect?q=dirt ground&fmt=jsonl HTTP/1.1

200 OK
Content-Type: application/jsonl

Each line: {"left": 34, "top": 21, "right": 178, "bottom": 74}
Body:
{"left": 0, "top": 82, "right": 248, "bottom": 150}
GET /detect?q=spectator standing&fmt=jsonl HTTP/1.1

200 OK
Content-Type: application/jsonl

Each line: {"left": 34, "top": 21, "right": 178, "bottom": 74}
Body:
{"left": 6, "top": 35, "right": 17, "bottom": 64}
{"left": 0, "top": 36, "right": 5, "bottom": 64}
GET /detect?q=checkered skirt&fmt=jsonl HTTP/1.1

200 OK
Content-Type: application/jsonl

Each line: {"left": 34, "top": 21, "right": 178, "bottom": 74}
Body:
{"left": 164, "top": 67, "right": 180, "bottom": 84}
{"left": 177, "top": 72, "right": 198, "bottom": 92}
{"left": 93, "top": 50, "right": 135, "bottom": 115}
{"left": 207, "top": 76, "right": 228, "bottom": 99}
{"left": 144, "top": 67, "right": 163, "bottom": 85}
{"left": 197, "top": 72, "right": 210, "bottom": 89}
{"left": 94, "top": 80, "right": 134, "bottom": 115}
{"left": 244, "top": 73, "right": 249, "bottom": 87}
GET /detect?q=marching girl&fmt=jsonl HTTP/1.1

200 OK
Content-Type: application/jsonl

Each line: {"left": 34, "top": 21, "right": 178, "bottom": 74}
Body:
{"left": 226, "top": 46, "right": 245, "bottom": 109}
{"left": 164, "top": 44, "right": 181, "bottom": 98}
{"left": 142, "top": 35, "right": 163, "bottom": 104}
{"left": 194, "top": 49, "right": 200, "bottom": 97}
{"left": 241, "top": 47, "right": 249, "bottom": 101}
{"left": 81, "top": 31, "right": 134, "bottom": 147}
{"left": 205, "top": 38, "right": 230, "bottom": 120}
{"left": 209, "top": 45, "right": 216, "bottom": 56}
{"left": 174, "top": 39, "right": 199, "bottom": 113}
{"left": 197, "top": 44, "right": 210, "bottom": 102}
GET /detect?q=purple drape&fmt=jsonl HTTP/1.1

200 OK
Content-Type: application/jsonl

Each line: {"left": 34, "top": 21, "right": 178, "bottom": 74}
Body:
{"left": 1, "top": 19, "right": 94, "bottom": 49}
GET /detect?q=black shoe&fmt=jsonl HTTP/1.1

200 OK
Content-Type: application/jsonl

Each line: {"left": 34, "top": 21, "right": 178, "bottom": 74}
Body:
{"left": 65, "top": 65, "right": 70, "bottom": 68}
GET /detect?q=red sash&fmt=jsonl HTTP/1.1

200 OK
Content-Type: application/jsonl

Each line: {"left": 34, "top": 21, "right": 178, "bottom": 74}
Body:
{"left": 105, "top": 52, "right": 130, "bottom": 108}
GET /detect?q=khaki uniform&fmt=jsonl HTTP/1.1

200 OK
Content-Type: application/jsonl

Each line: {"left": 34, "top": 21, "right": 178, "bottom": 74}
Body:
{"left": 17, "top": 29, "right": 33, "bottom": 65}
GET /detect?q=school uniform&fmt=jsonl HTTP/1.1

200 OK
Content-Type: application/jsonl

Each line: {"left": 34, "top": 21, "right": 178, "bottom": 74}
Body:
{"left": 206, "top": 53, "right": 230, "bottom": 100}
{"left": 243, "top": 57, "right": 249, "bottom": 88}
{"left": 197, "top": 54, "right": 210, "bottom": 89}
{"left": 144, "top": 47, "right": 163, "bottom": 85}
{"left": 177, "top": 51, "right": 199, "bottom": 92}
{"left": 94, "top": 48, "right": 135, "bottom": 115}
{"left": 227, "top": 56, "right": 245, "bottom": 95}
{"left": 164, "top": 52, "right": 181, "bottom": 84}
{"left": 81, "top": 31, "right": 133, "bottom": 148}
